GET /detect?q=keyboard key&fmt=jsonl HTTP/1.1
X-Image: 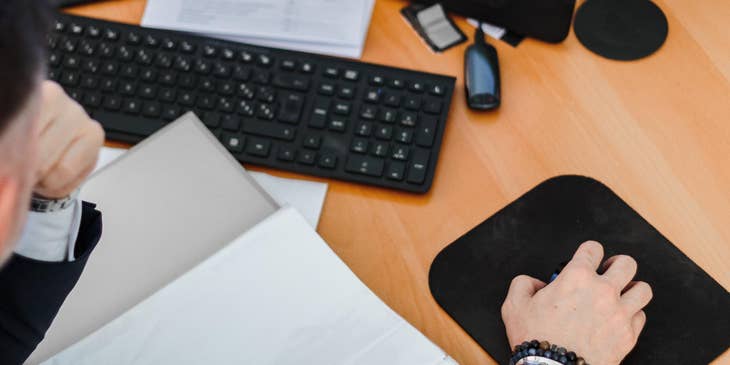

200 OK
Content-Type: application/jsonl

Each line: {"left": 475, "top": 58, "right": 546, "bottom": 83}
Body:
{"left": 328, "top": 118, "right": 347, "bottom": 132}
{"left": 407, "top": 149, "right": 430, "bottom": 184}
{"left": 318, "top": 154, "right": 337, "bottom": 169}
{"left": 142, "top": 102, "right": 161, "bottom": 117}
{"left": 386, "top": 161, "right": 406, "bottom": 181}
{"left": 395, "top": 128, "right": 413, "bottom": 144}
{"left": 202, "top": 113, "right": 220, "bottom": 128}
{"left": 83, "top": 93, "right": 102, "bottom": 107}
{"left": 388, "top": 78, "right": 404, "bottom": 89}
{"left": 180, "top": 41, "right": 196, "bottom": 53}
{"left": 318, "top": 83, "right": 336, "bottom": 96}
{"left": 371, "top": 142, "right": 388, "bottom": 157}
{"left": 399, "top": 112, "right": 417, "bottom": 127}
{"left": 343, "top": 70, "right": 359, "bottom": 81}
{"left": 423, "top": 99, "right": 443, "bottom": 114}
{"left": 375, "top": 125, "right": 393, "bottom": 140}
{"left": 345, "top": 155, "right": 384, "bottom": 177}
{"left": 360, "top": 105, "right": 377, "bottom": 120}
{"left": 324, "top": 67, "right": 339, "bottom": 78}
{"left": 384, "top": 93, "right": 401, "bottom": 107}
{"left": 103, "top": 95, "right": 122, "bottom": 110}
{"left": 365, "top": 89, "right": 380, "bottom": 103}
{"left": 379, "top": 108, "right": 397, "bottom": 123}
{"left": 307, "top": 97, "right": 330, "bottom": 126}
{"left": 60, "top": 72, "right": 80, "bottom": 86}
{"left": 298, "top": 150, "right": 316, "bottom": 165}
{"left": 243, "top": 120, "right": 296, "bottom": 141}
{"left": 333, "top": 102, "right": 351, "bottom": 115}
{"left": 281, "top": 59, "right": 296, "bottom": 70}
{"left": 278, "top": 92, "right": 304, "bottom": 124}
{"left": 246, "top": 138, "right": 271, "bottom": 157}
{"left": 277, "top": 145, "right": 296, "bottom": 161}
{"left": 221, "top": 115, "right": 241, "bottom": 131}
{"left": 404, "top": 96, "right": 421, "bottom": 110}
{"left": 303, "top": 135, "right": 321, "bottom": 149}
{"left": 429, "top": 84, "right": 445, "bottom": 96}
{"left": 273, "top": 74, "right": 310, "bottom": 91}
{"left": 223, "top": 134, "right": 245, "bottom": 153}
{"left": 416, "top": 116, "right": 437, "bottom": 147}
{"left": 369, "top": 75, "right": 385, "bottom": 86}
{"left": 162, "top": 105, "right": 181, "bottom": 121}
{"left": 351, "top": 138, "right": 368, "bottom": 153}
{"left": 338, "top": 86, "right": 355, "bottom": 99}
{"left": 409, "top": 81, "right": 425, "bottom": 93}
{"left": 391, "top": 146, "right": 409, "bottom": 160}
{"left": 96, "top": 111, "right": 165, "bottom": 136}
{"left": 355, "top": 121, "right": 372, "bottom": 136}
{"left": 258, "top": 54, "right": 273, "bottom": 67}
{"left": 300, "top": 62, "right": 315, "bottom": 73}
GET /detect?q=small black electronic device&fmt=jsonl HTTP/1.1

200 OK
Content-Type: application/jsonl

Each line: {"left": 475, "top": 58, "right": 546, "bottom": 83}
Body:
{"left": 464, "top": 24, "right": 500, "bottom": 111}
{"left": 414, "top": 0, "right": 577, "bottom": 43}
{"left": 48, "top": 13, "right": 457, "bottom": 193}
{"left": 54, "top": 0, "right": 104, "bottom": 7}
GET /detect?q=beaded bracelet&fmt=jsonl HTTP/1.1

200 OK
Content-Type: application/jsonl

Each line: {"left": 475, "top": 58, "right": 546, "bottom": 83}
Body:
{"left": 509, "top": 340, "right": 589, "bottom": 365}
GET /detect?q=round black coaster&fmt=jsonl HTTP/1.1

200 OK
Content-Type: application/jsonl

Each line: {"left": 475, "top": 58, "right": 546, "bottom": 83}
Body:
{"left": 574, "top": 0, "right": 668, "bottom": 61}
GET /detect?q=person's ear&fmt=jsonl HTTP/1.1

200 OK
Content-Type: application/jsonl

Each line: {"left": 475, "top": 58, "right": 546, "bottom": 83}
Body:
{"left": 0, "top": 176, "right": 22, "bottom": 252}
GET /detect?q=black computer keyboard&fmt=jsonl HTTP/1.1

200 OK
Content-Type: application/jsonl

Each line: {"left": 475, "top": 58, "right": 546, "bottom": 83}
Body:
{"left": 48, "top": 13, "right": 455, "bottom": 193}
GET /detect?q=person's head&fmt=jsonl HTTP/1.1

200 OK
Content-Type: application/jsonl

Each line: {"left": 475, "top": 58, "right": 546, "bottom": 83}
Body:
{"left": 0, "top": 0, "right": 52, "bottom": 262}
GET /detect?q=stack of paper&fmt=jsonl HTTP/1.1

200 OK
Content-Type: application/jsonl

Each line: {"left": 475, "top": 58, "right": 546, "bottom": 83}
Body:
{"left": 44, "top": 207, "right": 457, "bottom": 365}
{"left": 142, "top": 0, "right": 376, "bottom": 58}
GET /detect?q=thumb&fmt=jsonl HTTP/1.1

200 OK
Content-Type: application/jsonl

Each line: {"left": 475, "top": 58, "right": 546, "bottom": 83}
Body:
{"left": 505, "top": 275, "right": 546, "bottom": 305}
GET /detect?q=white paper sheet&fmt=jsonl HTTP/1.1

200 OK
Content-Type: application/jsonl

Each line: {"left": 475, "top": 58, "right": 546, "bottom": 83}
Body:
{"left": 142, "top": 0, "right": 375, "bottom": 58}
{"left": 44, "top": 207, "right": 457, "bottom": 365}
{"left": 94, "top": 146, "right": 328, "bottom": 228}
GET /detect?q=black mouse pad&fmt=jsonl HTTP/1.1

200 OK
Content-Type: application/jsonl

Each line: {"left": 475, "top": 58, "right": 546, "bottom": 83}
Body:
{"left": 574, "top": 0, "right": 668, "bottom": 61}
{"left": 429, "top": 176, "right": 730, "bottom": 364}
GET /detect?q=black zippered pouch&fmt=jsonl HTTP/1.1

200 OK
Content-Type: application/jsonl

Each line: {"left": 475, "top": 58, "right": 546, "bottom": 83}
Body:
{"left": 413, "top": 0, "right": 576, "bottom": 43}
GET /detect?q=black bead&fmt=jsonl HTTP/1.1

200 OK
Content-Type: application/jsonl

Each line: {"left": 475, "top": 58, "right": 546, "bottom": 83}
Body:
{"left": 521, "top": 341, "right": 530, "bottom": 351}
{"left": 530, "top": 340, "right": 540, "bottom": 348}
{"left": 514, "top": 345, "right": 521, "bottom": 353}
{"left": 567, "top": 351, "right": 577, "bottom": 361}
{"left": 557, "top": 347, "right": 567, "bottom": 355}
{"left": 551, "top": 344, "right": 558, "bottom": 352}
{"left": 566, "top": 361, "right": 576, "bottom": 365}
{"left": 528, "top": 348, "right": 537, "bottom": 356}
{"left": 536, "top": 349, "right": 544, "bottom": 356}
{"left": 544, "top": 351, "right": 553, "bottom": 358}
{"left": 559, "top": 355, "right": 568, "bottom": 364}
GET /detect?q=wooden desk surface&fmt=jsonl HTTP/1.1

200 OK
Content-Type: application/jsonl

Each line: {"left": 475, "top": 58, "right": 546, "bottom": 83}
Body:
{"left": 66, "top": 1, "right": 730, "bottom": 363}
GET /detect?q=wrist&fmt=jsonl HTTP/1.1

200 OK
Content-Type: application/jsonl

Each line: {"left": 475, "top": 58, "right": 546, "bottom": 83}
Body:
{"left": 510, "top": 340, "right": 588, "bottom": 365}
{"left": 30, "top": 190, "right": 79, "bottom": 213}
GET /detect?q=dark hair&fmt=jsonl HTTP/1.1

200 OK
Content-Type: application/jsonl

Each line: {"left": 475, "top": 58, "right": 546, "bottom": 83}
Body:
{"left": 0, "top": 0, "right": 52, "bottom": 135}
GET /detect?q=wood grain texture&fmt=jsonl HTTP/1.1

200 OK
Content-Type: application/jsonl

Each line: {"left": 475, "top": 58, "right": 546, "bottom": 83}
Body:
{"left": 66, "top": 0, "right": 730, "bottom": 364}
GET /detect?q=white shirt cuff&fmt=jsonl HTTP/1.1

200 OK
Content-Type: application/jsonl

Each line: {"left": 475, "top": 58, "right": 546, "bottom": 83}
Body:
{"left": 14, "top": 198, "right": 83, "bottom": 262}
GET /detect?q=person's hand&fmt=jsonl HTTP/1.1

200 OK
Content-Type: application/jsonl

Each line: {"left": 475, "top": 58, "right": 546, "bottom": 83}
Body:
{"left": 501, "top": 241, "right": 653, "bottom": 365}
{"left": 34, "top": 81, "right": 105, "bottom": 199}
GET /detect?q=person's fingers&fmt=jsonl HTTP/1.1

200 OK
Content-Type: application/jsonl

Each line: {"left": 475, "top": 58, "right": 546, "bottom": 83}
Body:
{"left": 565, "top": 241, "right": 604, "bottom": 272}
{"left": 602, "top": 255, "right": 638, "bottom": 290}
{"left": 37, "top": 81, "right": 65, "bottom": 132}
{"left": 505, "top": 275, "right": 547, "bottom": 306}
{"left": 36, "top": 113, "right": 77, "bottom": 179}
{"left": 36, "top": 123, "right": 103, "bottom": 198}
{"left": 631, "top": 310, "right": 647, "bottom": 336}
{"left": 621, "top": 281, "right": 653, "bottom": 313}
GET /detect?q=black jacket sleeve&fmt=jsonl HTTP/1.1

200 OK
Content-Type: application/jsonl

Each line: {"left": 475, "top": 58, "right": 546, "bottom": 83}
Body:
{"left": 0, "top": 202, "right": 102, "bottom": 365}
